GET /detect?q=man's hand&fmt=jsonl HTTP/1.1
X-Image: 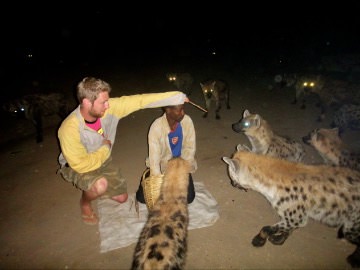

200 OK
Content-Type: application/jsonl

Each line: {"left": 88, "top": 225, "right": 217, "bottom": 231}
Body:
{"left": 102, "top": 138, "right": 112, "bottom": 149}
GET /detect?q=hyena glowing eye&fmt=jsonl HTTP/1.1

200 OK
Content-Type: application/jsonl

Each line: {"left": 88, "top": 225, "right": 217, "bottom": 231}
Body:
{"left": 309, "top": 82, "right": 315, "bottom": 87}
{"left": 242, "top": 121, "right": 251, "bottom": 128}
{"left": 210, "top": 89, "right": 214, "bottom": 92}
{"left": 303, "top": 82, "right": 308, "bottom": 87}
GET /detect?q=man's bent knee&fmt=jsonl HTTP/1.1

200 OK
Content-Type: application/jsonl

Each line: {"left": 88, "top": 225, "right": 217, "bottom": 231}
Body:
{"left": 91, "top": 178, "right": 108, "bottom": 195}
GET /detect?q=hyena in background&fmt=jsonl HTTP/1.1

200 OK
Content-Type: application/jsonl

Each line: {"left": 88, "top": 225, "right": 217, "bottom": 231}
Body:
{"left": 166, "top": 72, "right": 194, "bottom": 96}
{"left": 131, "top": 157, "right": 190, "bottom": 270}
{"left": 302, "top": 127, "right": 360, "bottom": 171}
{"left": 292, "top": 74, "right": 322, "bottom": 110}
{"left": 232, "top": 109, "right": 305, "bottom": 162}
{"left": 332, "top": 104, "right": 360, "bottom": 133}
{"left": 3, "top": 93, "right": 75, "bottom": 143}
{"left": 222, "top": 145, "right": 360, "bottom": 268}
{"left": 273, "top": 73, "right": 297, "bottom": 90}
{"left": 292, "top": 75, "right": 360, "bottom": 121}
{"left": 200, "top": 79, "right": 230, "bottom": 119}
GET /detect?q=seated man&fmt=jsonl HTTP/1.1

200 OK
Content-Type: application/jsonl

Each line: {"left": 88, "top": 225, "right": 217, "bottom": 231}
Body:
{"left": 136, "top": 103, "right": 197, "bottom": 204}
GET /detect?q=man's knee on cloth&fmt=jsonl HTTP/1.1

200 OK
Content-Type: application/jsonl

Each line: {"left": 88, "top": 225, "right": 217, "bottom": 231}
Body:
{"left": 112, "top": 193, "right": 128, "bottom": 203}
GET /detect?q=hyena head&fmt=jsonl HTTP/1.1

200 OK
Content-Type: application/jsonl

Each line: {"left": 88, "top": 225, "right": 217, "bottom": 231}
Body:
{"left": 162, "top": 157, "right": 191, "bottom": 197}
{"left": 295, "top": 75, "right": 324, "bottom": 96}
{"left": 302, "top": 128, "right": 342, "bottom": 156}
{"left": 232, "top": 109, "right": 262, "bottom": 134}
{"left": 166, "top": 73, "right": 177, "bottom": 84}
{"left": 2, "top": 99, "right": 27, "bottom": 119}
{"left": 200, "top": 80, "right": 217, "bottom": 99}
{"left": 222, "top": 148, "right": 250, "bottom": 191}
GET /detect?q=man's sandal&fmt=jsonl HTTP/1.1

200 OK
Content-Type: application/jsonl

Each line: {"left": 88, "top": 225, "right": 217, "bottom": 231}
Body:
{"left": 81, "top": 213, "right": 98, "bottom": 225}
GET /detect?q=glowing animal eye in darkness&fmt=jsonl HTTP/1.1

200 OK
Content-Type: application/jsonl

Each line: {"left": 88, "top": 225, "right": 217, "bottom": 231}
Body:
{"left": 243, "top": 121, "right": 250, "bottom": 127}
{"left": 303, "top": 82, "right": 308, "bottom": 87}
{"left": 310, "top": 82, "right": 315, "bottom": 87}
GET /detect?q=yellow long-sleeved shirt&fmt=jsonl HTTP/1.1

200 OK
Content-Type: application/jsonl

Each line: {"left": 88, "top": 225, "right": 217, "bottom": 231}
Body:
{"left": 58, "top": 91, "right": 186, "bottom": 173}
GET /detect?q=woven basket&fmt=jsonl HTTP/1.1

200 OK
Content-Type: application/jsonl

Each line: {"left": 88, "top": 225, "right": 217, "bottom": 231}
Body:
{"left": 141, "top": 168, "right": 164, "bottom": 210}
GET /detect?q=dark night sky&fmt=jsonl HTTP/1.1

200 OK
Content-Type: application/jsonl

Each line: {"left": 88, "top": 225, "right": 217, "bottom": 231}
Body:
{"left": 2, "top": 3, "right": 360, "bottom": 78}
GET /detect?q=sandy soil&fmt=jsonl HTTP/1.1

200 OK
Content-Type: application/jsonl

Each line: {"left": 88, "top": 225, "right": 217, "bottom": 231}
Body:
{"left": 1, "top": 63, "right": 359, "bottom": 269}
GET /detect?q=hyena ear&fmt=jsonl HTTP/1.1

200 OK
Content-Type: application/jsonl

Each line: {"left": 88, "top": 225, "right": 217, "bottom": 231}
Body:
{"left": 200, "top": 83, "right": 204, "bottom": 88}
{"left": 243, "top": 109, "right": 250, "bottom": 117}
{"left": 236, "top": 144, "right": 251, "bottom": 152}
{"left": 222, "top": 157, "right": 239, "bottom": 173}
{"left": 254, "top": 115, "right": 261, "bottom": 127}
{"left": 222, "top": 157, "right": 233, "bottom": 166}
{"left": 211, "top": 81, "right": 216, "bottom": 87}
{"left": 331, "top": 127, "right": 340, "bottom": 135}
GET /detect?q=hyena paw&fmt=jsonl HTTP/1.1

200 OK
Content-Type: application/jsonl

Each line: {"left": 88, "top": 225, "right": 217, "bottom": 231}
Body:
{"left": 268, "top": 232, "right": 289, "bottom": 245}
{"left": 252, "top": 234, "right": 267, "bottom": 247}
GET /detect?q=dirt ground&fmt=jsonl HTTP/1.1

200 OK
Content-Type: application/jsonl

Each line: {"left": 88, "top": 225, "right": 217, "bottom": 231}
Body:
{"left": 1, "top": 64, "right": 359, "bottom": 269}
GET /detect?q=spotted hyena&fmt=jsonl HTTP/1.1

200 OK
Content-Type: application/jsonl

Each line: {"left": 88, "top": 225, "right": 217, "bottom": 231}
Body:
{"left": 2, "top": 93, "right": 74, "bottom": 143}
{"left": 292, "top": 75, "right": 360, "bottom": 121}
{"left": 222, "top": 145, "right": 360, "bottom": 268}
{"left": 331, "top": 104, "right": 360, "bottom": 133}
{"left": 232, "top": 109, "right": 305, "bottom": 162}
{"left": 200, "top": 79, "right": 230, "bottom": 119}
{"left": 302, "top": 127, "right": 360, "bottom": 171}
{"left": 166, "top": 72, "right": 194, "bottom": 96}
{"left": 131, "top": 157, "right": 190, "bottom": 270}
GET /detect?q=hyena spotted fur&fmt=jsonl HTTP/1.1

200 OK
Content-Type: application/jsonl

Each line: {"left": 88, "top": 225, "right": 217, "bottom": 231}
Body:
{"left": 292, "top": 75, "right": 360, "bottom": 121}
{"left": 332, "top": 104, "right": 360, "bottom": 133}
{"left": 232, "top": 109, "right": 305, "bottom": 162}
{"left": 131, "top": 157, "right": 190, "bottom": 270}
{"left": 303, "top": 127, "right": 360, "bottom": 171}
{"left": 166, "top": 73, "right": 194, "bottom": 96}
{"left": 200, "top": 79, "right": 230, "bottom": 119}
{"left": 223, "top": 144, "right": 360, "bottom": 268}
{"left": 2, "top": 92, "right": 74, "bottom": 143}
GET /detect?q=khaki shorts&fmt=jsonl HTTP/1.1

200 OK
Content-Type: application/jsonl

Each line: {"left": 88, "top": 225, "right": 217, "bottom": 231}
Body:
{"left": 58, "top": 157, "right": 127, "bottom": 199}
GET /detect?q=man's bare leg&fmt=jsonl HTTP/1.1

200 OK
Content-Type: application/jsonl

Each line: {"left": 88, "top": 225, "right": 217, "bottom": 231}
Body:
{"left": 80, "top": 177, "right": 108, "bottom": 225}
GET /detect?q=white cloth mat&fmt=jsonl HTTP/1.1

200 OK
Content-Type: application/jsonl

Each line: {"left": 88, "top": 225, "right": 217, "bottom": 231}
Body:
{"left": 97, "top": 181, "right": 220, "bottom": 253}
